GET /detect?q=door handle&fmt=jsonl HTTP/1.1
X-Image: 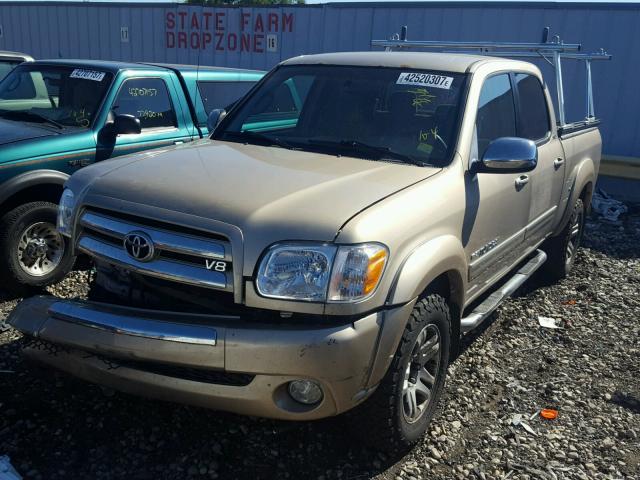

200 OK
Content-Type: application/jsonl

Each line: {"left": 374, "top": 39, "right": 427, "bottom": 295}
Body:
{"left": 554, "top": 157, "right": 565, "bottom": 168}
{"left": 515, "top": 174, "right": 529, "bottom": 188}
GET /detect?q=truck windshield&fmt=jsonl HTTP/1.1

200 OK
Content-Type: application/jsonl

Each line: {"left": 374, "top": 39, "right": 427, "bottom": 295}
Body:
{"left": 0, "top": 64, "right": 113, "bottom": 129}
{"left": 214, "top": 65, "right": 466, "bottom": 167}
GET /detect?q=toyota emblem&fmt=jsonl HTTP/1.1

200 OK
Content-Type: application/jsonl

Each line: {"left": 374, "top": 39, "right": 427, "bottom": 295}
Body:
{"left": 123, "top": 231, "right": 155, "bottom": 262}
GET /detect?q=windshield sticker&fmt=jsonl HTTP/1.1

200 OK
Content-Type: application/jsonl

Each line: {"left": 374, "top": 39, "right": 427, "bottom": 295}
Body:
{"left": 397, "top": 73, "right": 453, "bottom": 90}
{"left": 70, "top": 69, "right": 106, "bottom": 82}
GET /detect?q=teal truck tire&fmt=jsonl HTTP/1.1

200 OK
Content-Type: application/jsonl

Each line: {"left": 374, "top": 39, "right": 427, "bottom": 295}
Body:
{"left": 0, "top": 202, "right": 75, "bottom": 294}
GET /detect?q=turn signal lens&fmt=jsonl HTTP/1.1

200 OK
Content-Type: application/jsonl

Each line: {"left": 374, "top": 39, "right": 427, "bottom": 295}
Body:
{"left": 328, "top": 243, "right": 388, "bottom": 302}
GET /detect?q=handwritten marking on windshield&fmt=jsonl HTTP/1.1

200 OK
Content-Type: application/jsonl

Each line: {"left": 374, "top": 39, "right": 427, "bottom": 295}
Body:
{"left": 408, "top": 88, "right": 436, "bottom": 109}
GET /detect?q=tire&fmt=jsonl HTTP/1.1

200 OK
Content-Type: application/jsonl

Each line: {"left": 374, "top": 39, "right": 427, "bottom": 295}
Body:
{"left": 542, "top": 197, "right": 585, "bottom": 281}
{"left": 349, "top": 294, "right": 451, "bottom": 452}
{"left": 0, "top": 201, "right": 75, "bottom": 295}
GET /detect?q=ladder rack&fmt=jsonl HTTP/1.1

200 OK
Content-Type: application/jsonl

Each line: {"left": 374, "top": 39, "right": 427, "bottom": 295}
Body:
{"left": 372, "top": 26, "right": 611, "bottom": 127}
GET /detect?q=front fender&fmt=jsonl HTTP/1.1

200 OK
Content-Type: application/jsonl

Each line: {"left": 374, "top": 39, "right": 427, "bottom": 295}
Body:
{"left": 387, "top": 234, "right": 467, "bottom": 308}
{"left": 0, "top": 169, "right": 69, "bottom": 206}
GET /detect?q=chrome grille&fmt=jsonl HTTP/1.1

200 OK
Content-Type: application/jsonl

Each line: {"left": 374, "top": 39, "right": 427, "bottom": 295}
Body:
{"left": 77, "top": 209, "right": 233, "bottom": 292}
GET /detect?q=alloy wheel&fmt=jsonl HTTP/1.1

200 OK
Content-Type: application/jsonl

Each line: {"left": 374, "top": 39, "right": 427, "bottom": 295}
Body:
{"left": 16, "top": 221, "right": 64, "bottom": 277}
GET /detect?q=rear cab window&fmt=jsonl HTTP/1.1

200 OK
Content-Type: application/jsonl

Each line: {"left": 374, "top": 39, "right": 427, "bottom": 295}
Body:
{"left": 112, "top": 78, "right": 177, "bottom": 130}
{"left": 514, "top": 73, "right": 550, "bottom": 141}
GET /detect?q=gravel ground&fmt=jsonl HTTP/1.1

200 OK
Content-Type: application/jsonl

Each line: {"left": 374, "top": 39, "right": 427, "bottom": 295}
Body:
{"left": 1, "top": 207, "right": 638, "bottom": 480}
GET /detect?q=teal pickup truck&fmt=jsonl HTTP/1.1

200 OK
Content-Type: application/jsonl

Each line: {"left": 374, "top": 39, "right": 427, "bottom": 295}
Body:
{"left": 0, "top": 59, "right": 263, "bottom": 293}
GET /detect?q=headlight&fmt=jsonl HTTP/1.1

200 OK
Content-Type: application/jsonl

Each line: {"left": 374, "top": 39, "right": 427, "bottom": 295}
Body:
{"left": 256, "top": 242, "right": 388, "bottom": 303}
{"left": 56, "top": 188, "right": 75, "bottom": 236}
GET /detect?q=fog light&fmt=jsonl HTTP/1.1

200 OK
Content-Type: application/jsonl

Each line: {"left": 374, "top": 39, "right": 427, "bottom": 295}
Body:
{"left": 288, "top": 380, "right": 323, "bottom": 405}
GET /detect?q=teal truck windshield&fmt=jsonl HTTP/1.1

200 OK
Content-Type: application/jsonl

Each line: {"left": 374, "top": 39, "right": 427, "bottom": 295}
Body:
{"left": 0, "top": 65, "right": 113, "bottom": 129}
{"left": 215, "top": 65, "right": 466, "bottom": 166}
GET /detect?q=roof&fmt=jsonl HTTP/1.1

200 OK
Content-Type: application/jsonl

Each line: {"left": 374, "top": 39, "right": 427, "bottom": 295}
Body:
{"left": 29, "top": 59, "right": 263, "bottom": 76}
{"left": 281, "top": 51, "right": 496, "bottom": 74}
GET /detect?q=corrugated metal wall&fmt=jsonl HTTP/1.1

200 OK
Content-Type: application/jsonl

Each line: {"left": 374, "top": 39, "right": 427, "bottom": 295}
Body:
{"left": 0, "top": 1, "right": 637, "bottom": 158}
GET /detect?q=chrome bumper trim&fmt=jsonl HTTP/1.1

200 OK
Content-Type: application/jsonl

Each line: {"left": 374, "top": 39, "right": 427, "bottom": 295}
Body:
{"left": 49, "top": 301, "right": 218, "bottom": 346}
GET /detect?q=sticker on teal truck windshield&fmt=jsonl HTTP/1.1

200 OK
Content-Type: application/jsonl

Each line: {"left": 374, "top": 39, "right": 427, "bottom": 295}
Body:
{"left": 70, "top": 69, "right": 106, "bottom": 82}
{"left": 397, "top": 72, "right": 453, "bottom": 90}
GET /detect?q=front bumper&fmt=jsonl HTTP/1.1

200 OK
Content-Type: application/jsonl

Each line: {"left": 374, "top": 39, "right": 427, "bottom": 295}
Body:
{"left": 8, "top": 296, "right": 413, "bottom": 420}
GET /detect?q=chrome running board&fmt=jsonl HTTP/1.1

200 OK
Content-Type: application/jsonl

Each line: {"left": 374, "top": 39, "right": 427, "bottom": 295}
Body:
{"left": 461, "top": 249, "right": 547, "bottom": 334}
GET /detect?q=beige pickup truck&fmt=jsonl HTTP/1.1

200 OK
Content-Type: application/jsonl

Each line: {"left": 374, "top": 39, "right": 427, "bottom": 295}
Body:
{"left": 8, "top": 43, "right": 606, "bottom": 450}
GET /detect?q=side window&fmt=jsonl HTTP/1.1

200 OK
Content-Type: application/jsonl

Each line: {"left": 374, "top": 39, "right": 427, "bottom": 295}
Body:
{"left": 112, "top": 78, "right": 176, "bottom": 130}
{"left": 198, "top": 81, "right": 256, "bottom": 114}
{"left": 514, "top": 73, "right": 550, "bottom": 140}
{"left": 476, "top": 74, "right": 516, "bottom": 156}
{"left": 254, "top": 82, "right": 297, "bottom": 114}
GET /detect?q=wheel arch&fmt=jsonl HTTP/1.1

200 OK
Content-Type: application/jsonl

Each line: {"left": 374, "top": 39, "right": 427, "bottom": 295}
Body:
{"left": 0, "top": 170, "right": 69, "bottom": 215}
{"left": 553, "top": 159, "right": 595, "bottom": 235}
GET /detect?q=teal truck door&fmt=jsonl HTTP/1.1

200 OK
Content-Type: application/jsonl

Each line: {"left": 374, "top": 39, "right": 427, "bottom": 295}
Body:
{"left": 97, "top": 74, "right": 194, "bottom": 160}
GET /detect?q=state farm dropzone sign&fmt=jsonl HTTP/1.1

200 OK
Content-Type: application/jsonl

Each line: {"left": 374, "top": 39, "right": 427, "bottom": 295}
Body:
{"left": 165, "top": 9, "right": 294, "bottom": 53}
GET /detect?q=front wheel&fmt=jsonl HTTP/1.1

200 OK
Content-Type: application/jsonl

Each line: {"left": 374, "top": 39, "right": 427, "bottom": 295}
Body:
{"left": 0, "top": 202, "right": 75, "bottom": 295}
{"left": 349, "top": 295, "right": 451, "bottom": 452}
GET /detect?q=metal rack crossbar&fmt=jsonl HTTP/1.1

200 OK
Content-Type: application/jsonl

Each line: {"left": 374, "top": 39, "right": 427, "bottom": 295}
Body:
{"left": 372, "top": 26, "right": 612, "bottom": 127}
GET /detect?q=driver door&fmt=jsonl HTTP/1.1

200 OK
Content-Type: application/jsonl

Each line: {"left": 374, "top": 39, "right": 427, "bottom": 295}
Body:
{"left": 96, "top": 75, "right": 193, "bottom": 161}
{"left": 464, "top": 73, "right": 533, "bottom": 297}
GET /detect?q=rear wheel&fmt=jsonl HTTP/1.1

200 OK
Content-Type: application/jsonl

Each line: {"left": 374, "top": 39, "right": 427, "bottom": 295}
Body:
{"left": 542, "top": 197, "right": 585, "bottom": 281}
{"left": 349, "top": 295, "right": 451, "bottom": 452}
{"left": 0, "top": 202, "right": 75, "bottom": 295}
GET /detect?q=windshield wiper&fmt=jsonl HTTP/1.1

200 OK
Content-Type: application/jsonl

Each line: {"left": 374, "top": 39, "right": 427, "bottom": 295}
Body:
{"left": 0, "top": 109, "right": 64, "bottom": 130}
{"left": 222, "top": 130, "right": 298, "bottom": 150}
{"left": 307, "top": 139, "right": 429, "bottom": 167}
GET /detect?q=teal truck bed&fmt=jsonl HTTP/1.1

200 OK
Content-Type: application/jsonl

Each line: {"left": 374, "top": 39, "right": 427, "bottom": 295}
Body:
{"left": 0, "top": 59, "right": 263, "bottom": 292}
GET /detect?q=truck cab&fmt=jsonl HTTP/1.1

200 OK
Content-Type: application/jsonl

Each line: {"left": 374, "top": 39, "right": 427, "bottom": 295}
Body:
{"left": 0, "top": 60, "right": 263, "bottom": 292}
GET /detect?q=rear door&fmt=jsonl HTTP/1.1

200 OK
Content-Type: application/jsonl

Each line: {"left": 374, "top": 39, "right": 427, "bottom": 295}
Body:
{"left": 97, "top": 74, "right": 194, "bottom": 160}
{"left": 465, "top": 73, "right": 533, "bottom": 294}
{"left": 513, "top": 73, "right": 566, "bottom": 245}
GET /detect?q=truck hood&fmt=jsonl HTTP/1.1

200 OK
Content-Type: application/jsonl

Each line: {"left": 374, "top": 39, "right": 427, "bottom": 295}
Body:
{"left": 0, "top": 118, "right": 58, "bottom": 146}
{"left": 78, "top": 140, "right": 440, "bottom": 251}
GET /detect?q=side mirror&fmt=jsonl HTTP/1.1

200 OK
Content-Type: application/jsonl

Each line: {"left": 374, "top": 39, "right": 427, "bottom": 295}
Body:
{"left": 207, "top": 109, "right": 227, "bottom": 132}
{"left": 112, "top": 114, "right": 141, "bottom": 135}
{"left": 478, "top": 137, "right": 537, "bottom": 173}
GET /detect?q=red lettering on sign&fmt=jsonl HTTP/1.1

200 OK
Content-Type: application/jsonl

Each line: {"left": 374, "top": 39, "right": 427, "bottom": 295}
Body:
{"left": 215, "top": 12, "right": 225, "bottom": 31}
{"left": 227, "top": 33, "right": 237, "bottom": 51}
{"left": 191, "top": 12, "right": 199, "bottom": 30}
{"left": 254, "top": 14, "right": 264, "bottom": 33}
{"left": 268, "top": 13, "right": 278, "bottom": 33}
{"left": 178, "top": 11, "right": 187, "bottom": 30}
{"left": 178, "top": 31, "right": 187, "bottom": 48}
{"left": 215, "top": 33, "right": 224, "bottom": 51}
{"left": 241, "top": 12, "right": 250, "bottom": 31}
{"left": 240, "top": 33, "right": 251, "bottom": 52}
{"left": 166, "top": 12, "right": 175, "bottom": 30}
{"left": 283, "top": 13, "right": 293, "bottom": 33}
{"left": 254, "top": 33, "right": 264, "bottom": 53}
{"left": 166, "top": 31, "right": 175, "bottom": 48}
{"left": 203, "top": 32, "right": 212, "bottom": 49}
{"left": 190, "top": 32, "right": 200, "bottom": 49}
{"left": 203, "top": 12, "right": 212, "bottom": 30}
